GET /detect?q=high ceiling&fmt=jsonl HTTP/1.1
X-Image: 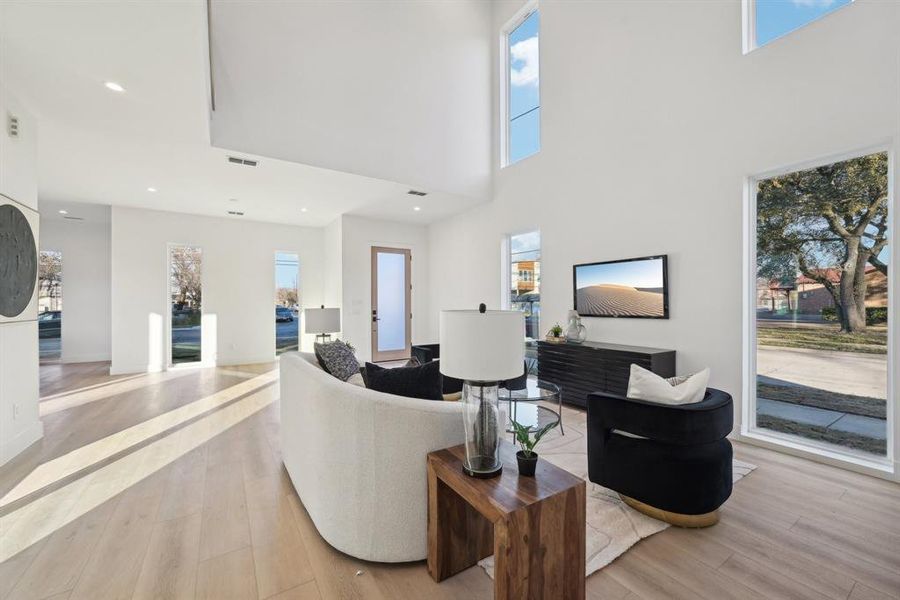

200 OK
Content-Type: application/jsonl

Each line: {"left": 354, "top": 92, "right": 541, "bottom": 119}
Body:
{"left": 0, "top": 0, "right": 491, "bottom": 227}
{"left": 208, "top": 0, "right": 493, "bottom": 203}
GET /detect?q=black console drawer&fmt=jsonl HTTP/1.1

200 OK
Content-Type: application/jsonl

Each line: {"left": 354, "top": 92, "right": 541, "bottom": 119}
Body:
{"left": 537, "top": 341, "right": 675, "bottom": 408}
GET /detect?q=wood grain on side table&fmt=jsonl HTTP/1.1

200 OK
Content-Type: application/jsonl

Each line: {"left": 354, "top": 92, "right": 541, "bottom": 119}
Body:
{"left": 427, "top": 440, "right": 586, "bottom": 600}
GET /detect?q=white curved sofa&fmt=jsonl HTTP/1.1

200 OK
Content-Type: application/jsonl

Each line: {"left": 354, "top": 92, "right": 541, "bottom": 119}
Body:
{"left": 279, "top": 352, "right": 464, "bottom": 562}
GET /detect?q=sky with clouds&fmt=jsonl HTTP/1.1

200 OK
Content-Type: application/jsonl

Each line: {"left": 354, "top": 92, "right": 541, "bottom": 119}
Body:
{"left": 756, "top": 0, "right": 851, "bottom": 46}
{"left": 508, "top": 10, "right": 540, "bottom": 164}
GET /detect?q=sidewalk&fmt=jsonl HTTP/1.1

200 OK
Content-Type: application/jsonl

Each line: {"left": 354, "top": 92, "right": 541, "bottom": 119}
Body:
{"left": 757, "top": 397, "right": 886, "bottom": 440}
{"left": 757, "top": 346, "right": 887, "bottom": 399}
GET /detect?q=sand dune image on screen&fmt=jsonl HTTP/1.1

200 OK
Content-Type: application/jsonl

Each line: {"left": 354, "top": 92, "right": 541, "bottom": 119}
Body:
{"left": 576, "top": 258, "right": 665, "bottom": 317}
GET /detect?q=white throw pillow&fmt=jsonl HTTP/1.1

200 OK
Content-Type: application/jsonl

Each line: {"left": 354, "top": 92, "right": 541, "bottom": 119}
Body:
{"left": 626, "top": 364, "right": 709, "bottom": 405}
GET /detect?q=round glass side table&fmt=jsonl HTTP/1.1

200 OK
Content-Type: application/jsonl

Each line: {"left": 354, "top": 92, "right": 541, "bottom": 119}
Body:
{"left": 499, "top": 379, "right": 564, "bottom": 436}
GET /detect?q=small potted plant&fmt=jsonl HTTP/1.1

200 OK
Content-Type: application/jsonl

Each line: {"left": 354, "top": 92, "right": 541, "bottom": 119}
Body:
{"left": 546, "top": 323, "right": 565, "bottom": 343}
{"left": 510, "top": 418, "right": 559, "bottom": 476}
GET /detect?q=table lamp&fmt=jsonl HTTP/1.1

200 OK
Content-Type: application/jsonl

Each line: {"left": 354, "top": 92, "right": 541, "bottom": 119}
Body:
{"left": 304, "top": 305, "right": 341, "bottom": 343}
{"left": 440, "top": 304, "right": 524, "bottom": 478}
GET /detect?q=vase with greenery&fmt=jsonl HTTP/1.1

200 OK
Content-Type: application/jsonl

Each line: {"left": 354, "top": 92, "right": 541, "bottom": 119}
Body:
{"left": 510, "top": 418, "right": 559, "bottom": 476}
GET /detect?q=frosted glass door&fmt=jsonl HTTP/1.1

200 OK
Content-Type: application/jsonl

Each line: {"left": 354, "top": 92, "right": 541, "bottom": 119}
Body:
{"left": 371, "top": 247, "right": 411, "bottom": 361}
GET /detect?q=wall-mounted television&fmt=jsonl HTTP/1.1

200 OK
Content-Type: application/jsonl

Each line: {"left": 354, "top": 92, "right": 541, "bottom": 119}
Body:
{"left": 573, "top": 255, "right": 669, "bottom": 319}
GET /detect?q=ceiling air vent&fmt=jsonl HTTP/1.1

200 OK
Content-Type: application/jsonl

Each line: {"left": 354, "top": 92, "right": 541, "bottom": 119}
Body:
{"left": 407, "top": 189, "right": 427, "bottom": 197}
{"left": 7, "top": 113, "right": 19, "bottom": 138}
{"left": 227, "top": 156, "right": 258, "bottom": 167}
{"left": 227, "top": 210, "right": 244, "bottom": 216}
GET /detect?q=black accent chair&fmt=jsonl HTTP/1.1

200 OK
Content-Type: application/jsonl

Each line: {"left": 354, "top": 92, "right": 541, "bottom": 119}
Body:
{"left": 412, "top": 345, "right": 528, "bottom": 396}
{"left": 586, "top": 388, "right": 734, "bottom": 527}
{"left": 410, "top": 344, "right": 463, "bottom": 395}
{"left": 411, "top": 343, "right": 440, "bottom": 365}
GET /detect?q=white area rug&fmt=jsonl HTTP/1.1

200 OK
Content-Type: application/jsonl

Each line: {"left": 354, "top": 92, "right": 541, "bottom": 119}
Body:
{"left": 478, "top": 406, "right": 757, "bottom": 578}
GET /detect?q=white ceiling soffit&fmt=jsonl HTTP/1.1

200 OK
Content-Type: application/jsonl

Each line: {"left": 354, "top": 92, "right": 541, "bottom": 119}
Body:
{"left": 0, "top": 1, "right": 486, "bottom": 227}
{"left": 208, "top": 0, "right": 494, "bottom": 204}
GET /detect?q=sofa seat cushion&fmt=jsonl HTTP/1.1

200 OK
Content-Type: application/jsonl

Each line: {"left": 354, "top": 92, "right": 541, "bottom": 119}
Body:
{"left": 365, "top": 360, "right": 443, "bottom": 401}
{"left": 314, "top": 340, "right": 360, "bottom": 381}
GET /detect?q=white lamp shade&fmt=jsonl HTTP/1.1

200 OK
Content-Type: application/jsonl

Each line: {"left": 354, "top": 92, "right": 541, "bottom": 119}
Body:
{"left": 439, "top": 309, "right": 524, "bottom": 381}
{"left": 304, "top": 307, "right": 341, "bottom": 334}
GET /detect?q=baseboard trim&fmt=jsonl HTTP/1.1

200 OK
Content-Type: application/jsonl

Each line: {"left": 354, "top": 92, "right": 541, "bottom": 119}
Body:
{"left": 109, "top": 363, "right": 164, "bottom": 376}
{"left": 0, "top": 420, "right": 44, "bottom": 466}
{"left": 62, "top": 353, "right": 111, "bottom": 364}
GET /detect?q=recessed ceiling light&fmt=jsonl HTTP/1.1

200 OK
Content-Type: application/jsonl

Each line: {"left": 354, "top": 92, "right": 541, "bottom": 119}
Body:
{"left": 300, "top": 208, "right": 308, "bottom": 213}
{"left": 104, "top": 81, "right": 126, "bottom": 93}
{"left": 58, "top": 209, "right": 68, "bottom": 215}
{"left": 413, "top": 206, "right": 421, "bottom": 211}
{"left": 147, "top": 187, "right": 157, "bottom": 192}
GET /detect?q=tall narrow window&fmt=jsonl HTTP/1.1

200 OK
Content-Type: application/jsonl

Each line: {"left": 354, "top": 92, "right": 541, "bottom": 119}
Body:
{"left": 504, "top": 6, "right": 540, "bottom": 166}
{"left": 275, "top": 252, "right": 300, "bottom": 355}
{"left": 38, "top": 250, "right": 62, "bottom": 362}
{"left": 170, "top": 245, "right": 202, "bottom": 365}
{"left": 746, "top": 0, "right": 853, "bottom": 51}
{"left": 509, "top": 231, "right": 540, "bottom": 371}
{"left": 752, "top": 151, "right": 889, "bottom": 459}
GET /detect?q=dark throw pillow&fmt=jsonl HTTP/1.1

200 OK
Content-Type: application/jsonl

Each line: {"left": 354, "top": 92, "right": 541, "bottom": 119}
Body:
{"left": 364, "top": 360, "right": 443, "bottom": 401}
{"left": 314, "top": 340, "right": 360, "bottom": 381}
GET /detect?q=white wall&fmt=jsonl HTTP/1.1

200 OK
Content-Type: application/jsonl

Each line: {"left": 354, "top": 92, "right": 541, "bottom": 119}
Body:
{"left": 323, "top": 217, "right": 343, "bottom": 310}
{"left": 40, "top": 208, "right": 112, "bottom": 363}
{"left": 340, "top": 215, "right": 430, "bottom": 363}
{"left": 110, "top": 206, "right": 324, "bottom": 374}
{"left": 0, "top": 85, "right": 42, "bottom": 465}
{"left": 428, "top": 0, "right": 900, "bottom": 452}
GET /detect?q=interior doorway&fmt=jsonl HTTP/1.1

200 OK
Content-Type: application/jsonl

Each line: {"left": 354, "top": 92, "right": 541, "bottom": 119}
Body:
{"left": 371, "top": 246, "right": 411, "bottom": 362}
{"left": 38, "top": 250, "right": 62, "bottom": 363}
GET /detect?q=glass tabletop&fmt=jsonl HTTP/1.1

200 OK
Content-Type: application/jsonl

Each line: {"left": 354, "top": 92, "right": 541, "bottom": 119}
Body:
{"left": 500, "top": 379, "right": 561, "bottom": 433}
{"left": 505, "top": 403, "right": 560, "bottom": 433}
{"left": 499, "top": 378, "right": 560, "bottom": 402}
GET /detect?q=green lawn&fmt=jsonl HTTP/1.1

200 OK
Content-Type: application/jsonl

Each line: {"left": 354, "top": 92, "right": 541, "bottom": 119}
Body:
{"left": 757, "top": 323, "right": 887, "bottom": 354}
{"left": 757, "top": 414, "right": 885, "bottom": 455}
{"left": 756, "top": 382, "right": 885, "bottom": 419}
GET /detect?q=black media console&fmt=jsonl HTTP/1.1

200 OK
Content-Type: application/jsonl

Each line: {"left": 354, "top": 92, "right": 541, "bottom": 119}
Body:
{"left": 537, "top": 340, "right": 676, "bottom": 408}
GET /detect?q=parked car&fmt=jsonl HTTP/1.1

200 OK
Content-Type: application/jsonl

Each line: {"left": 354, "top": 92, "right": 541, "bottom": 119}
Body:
{"left": 276, "top": 306, "right": 294, "bottom": 322}
{"left": 38, "top": 310, "right": 62, "bottom": 338}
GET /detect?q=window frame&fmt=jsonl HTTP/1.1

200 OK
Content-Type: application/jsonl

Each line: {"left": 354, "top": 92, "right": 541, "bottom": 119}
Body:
{"left": 742, "top": 0, "right": 855, "bottom": 54}
{"left": 503, "top": 229, "right": 542, "bottom": 340}
{"left": 741, "top": 143, "right": 897, "bottom": 480}
{"left": 166, "top": 242, "right": 205, "bottom": 369}
{"left": 500, "top": 0, "right": 540, "bottom": 168}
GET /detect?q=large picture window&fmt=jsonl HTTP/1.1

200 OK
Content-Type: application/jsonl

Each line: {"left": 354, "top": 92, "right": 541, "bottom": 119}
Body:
{"left": 750, "top": 151, "right": 889, "bottom": 460}
{"left": 503, "top": 4, "right": 540, "bottom": 166}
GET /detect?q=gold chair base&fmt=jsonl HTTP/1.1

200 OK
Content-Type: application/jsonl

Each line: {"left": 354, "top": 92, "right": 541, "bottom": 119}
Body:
{"left": 621, "top": 495, "right": 719, "bottom": 528}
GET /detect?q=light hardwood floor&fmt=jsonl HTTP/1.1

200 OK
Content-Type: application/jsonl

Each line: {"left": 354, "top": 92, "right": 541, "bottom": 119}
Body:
{"left": 1, "top": 361, "right": 898, "bottom": 600}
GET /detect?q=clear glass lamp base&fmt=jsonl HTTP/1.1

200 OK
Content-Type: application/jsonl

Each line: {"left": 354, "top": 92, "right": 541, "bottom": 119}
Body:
{"left": 461, "top": 381, "right": 503, "bottom": 479}
{"left": 462, "top": 456, "right": 503, "bottom": 478}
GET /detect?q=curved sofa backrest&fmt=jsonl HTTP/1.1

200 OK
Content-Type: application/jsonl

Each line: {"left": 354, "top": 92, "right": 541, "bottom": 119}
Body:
{"left": 279, "top": 352, "right": 464, "bottom": 562}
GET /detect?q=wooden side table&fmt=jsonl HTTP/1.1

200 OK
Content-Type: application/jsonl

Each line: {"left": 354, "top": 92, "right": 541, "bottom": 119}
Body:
{"left": 427, "top": 441, "right": 586, "bottom": 599}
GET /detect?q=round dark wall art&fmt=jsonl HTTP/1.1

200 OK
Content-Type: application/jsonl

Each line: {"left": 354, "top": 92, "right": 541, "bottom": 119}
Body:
{"left": 0, "top": 203, "right": 38, "bottom": 318}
